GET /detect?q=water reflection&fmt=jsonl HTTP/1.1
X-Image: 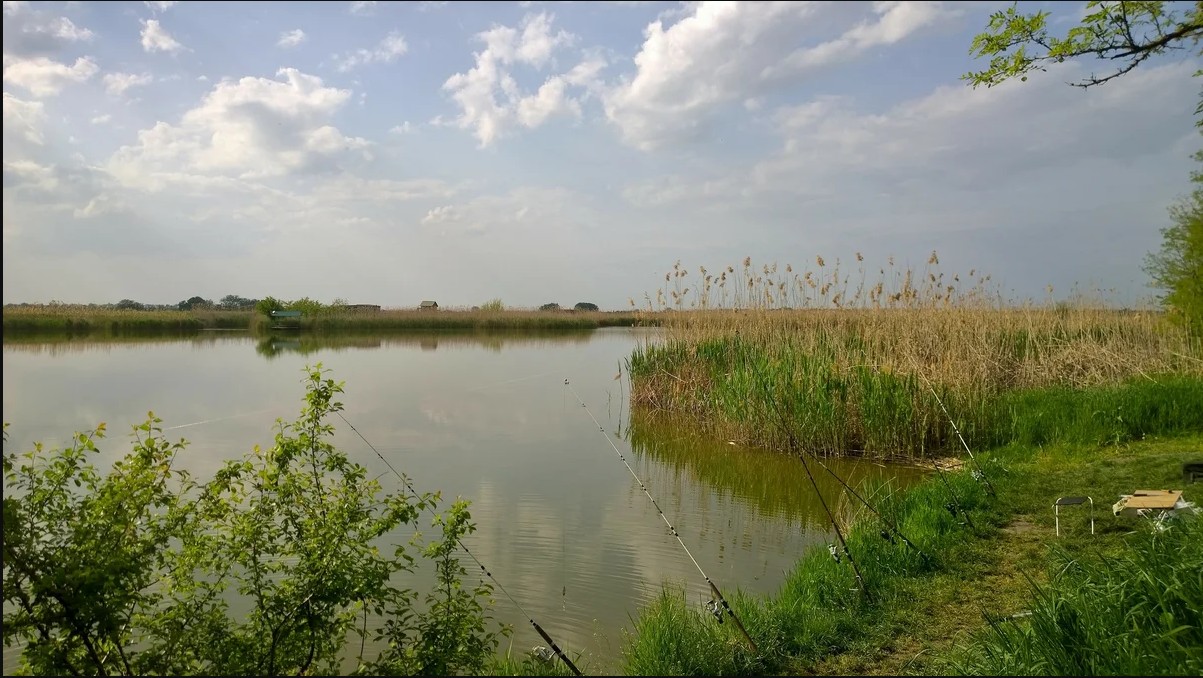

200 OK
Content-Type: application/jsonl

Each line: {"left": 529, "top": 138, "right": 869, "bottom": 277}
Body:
{"left": 253, "top": 331, "right": 599, "bottom": 358}
{"left": 1, "top": 333, "right": 239, "bottom": 356}
{"left": 2, "top": 329, "right": 925, "bottom": 674}
{"left": 626, "top": 411, "right": 927, "bottom": 531}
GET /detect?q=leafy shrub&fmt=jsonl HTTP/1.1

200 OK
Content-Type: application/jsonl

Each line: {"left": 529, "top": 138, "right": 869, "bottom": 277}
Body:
{"left": 2, "top": 366, "right": 503, "bottom": 676}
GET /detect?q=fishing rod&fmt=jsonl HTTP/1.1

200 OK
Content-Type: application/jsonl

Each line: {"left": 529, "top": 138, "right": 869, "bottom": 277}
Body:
{"left": 563, "top": 379, "right": 759, "bottom": 655}
{"left": 335, "top": 411, "right": 583, "bottom": 677}
{"left": 738, "top": 354, "right": 872, "bottom": 600}
{"left": 917, "top": 375, "right": 996, "bottom": 496}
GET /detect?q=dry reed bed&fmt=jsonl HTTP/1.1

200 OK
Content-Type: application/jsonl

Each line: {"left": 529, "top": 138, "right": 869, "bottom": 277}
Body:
{"left": 2, "top": 306, "right": 252, "bottom": 334}
{"left": 627, "top": 256, "right": 1203, "bottom": 459}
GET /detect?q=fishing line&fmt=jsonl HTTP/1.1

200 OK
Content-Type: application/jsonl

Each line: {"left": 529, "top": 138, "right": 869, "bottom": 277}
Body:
{"left": 163, "top": 407, "right": 281, "bottom": 431}
{"left": 12, "top": 406, "right": 282, "bottom": 456}
{"left": 465, "top": 370, "right": 560, "bottom": 393}
{"left": 563, "top": 379, "right": 759, "bottom": 654}
{"left": 335, "top": 411, "right": 582, "bottom": 677}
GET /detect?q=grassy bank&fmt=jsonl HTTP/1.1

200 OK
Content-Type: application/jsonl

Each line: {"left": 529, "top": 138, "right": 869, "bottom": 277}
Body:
{"left": 3, "top": 305, "right": 651, "bottom": 337}
{"left": 619, "top": 410, "right": 1202, "bottom": 676}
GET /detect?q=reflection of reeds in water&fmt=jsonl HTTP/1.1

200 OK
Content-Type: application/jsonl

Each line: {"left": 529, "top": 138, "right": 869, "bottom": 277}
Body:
{"left": 250, "top": 310, "right": 649, "bottom": 333}
{"left": 1, "top": 334, "right": 241, "bottom": 356}
{"left": 626, "top": 411, "right": 925, "bottom": 531}
{"left": 253, "top": 330, "right": 606, "bottom": 359}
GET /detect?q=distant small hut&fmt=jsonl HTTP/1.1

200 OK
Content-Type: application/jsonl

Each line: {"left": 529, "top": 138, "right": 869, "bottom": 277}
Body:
{"left": 419, "top": 300, "right": 439, "bottom": 310}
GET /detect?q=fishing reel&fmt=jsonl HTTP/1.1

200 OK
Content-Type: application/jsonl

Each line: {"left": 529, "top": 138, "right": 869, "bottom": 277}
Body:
{"left": 705, "top": 599, "right": 724, "bottom": 624}
{"left": 828, "top": 543, "right": 841, "bottom": 563}
{"left": 530, "top": 646, "right": 555, "bottom": 663}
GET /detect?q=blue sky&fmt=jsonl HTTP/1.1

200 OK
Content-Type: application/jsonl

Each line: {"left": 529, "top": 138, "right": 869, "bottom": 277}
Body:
{"left": 3, "top": 0, "right": 1200, "bottom": 309}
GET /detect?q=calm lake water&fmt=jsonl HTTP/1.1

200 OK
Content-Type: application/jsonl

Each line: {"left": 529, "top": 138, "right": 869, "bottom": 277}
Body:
{"left": 2, "top": 328, "right": 924, "bottom": 673}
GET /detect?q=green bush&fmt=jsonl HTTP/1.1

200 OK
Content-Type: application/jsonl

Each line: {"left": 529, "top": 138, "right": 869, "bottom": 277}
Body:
{"left": 2, "top": 366, "right": 504, "bottom": 676}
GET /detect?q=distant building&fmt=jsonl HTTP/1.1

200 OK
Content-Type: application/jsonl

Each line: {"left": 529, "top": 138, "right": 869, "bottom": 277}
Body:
{"left": 419, "top": 300, "right": 439, "bottom": 310}
{"left": 345, "top": 304, "right": 381, "bottom": 312}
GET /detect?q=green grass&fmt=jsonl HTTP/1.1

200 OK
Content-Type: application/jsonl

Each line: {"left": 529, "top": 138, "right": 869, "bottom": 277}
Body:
{"left": 951, "top": 517, "right": 1203, "bottom": 676}
{"left": 987, "top": 377, "right": 1203, "bottom": 448}
{"left": 488, "top": 639, "right": 582, "bottom": 676}
{"left": 616, "top": 376, "right": 1203, "bottom": 676}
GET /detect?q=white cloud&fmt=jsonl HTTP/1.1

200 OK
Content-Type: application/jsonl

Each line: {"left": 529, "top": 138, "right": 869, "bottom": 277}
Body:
{"left": 41, "top": 15, "right": 91, "bottom": 41}
{"left": 103, "top": 71, "right": 153, "bottom": 95}
{"left": 3, "top": 56, "right": 98, "bottom": 96}
{"left": 625, "top": 61, "right": 1198, "bottom": 216}
{"left": 140, "top": 18, "right": 184, "bottom": 53}
{"left": 109, "top": 68, "right": 370, "bottom": 181}
{"left": 605, "top": 1, "right": 953, "bottom": 150}
{"left": 90, "top": 113, "right": 111, "bottom": 124}
{"left": 334, "top": 31, "right": 408, "bottom": 71}
{"left": 144, "top": 1, "right": 177, "bottom": 11}
{"left": 756, "top": 61, "right": 1197, "bottom": 196}
{"left": 390, "top": 121, "right": 414, "bottom": 134}
{"left": 349, "top": 1, "right": 376, "bottom": 15}
{"left": 442, "top": 13, "right": 597, "bottom": 146}
{"left": 765, "top": 1, "right": 953, "bottom": 78}
{"left": 422, "top": 205, "right": 458, "bottom": 224}
{"left": 3, "top": 91, "right": 45, "bottom": 144}
{"left": 1, "top": 2, "right": 93, "bottom": 57}
{"left": 418, "top": 1, "right": 449, "bottom": 10}
{"left": 73, "top": 193, "right": 126, "bottom": 218}
{"left": 3, "top": 158, "right": 59, "bottom": 191}
{"left": 277, "top": 28, "right": 306, "bottom": 48}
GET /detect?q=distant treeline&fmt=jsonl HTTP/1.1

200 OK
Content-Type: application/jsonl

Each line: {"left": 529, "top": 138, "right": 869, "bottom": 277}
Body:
{"left": 4, "top": 294, "right": 260, "bottom": 312}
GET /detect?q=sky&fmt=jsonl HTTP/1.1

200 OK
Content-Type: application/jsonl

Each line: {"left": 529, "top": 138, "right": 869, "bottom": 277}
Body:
{"left": 2, "top": 0, "right": 1200, "bottom": 310}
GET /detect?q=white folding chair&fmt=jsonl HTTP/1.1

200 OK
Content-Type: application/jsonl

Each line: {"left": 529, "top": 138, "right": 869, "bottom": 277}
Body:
{"left": 1054, "top": 496, "right": 1094, "bottom": 536}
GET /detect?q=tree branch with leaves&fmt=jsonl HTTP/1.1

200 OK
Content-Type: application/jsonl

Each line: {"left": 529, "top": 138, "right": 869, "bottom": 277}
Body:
{"left": 964, "top": 1, "right": 1203, "bottom": 89}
